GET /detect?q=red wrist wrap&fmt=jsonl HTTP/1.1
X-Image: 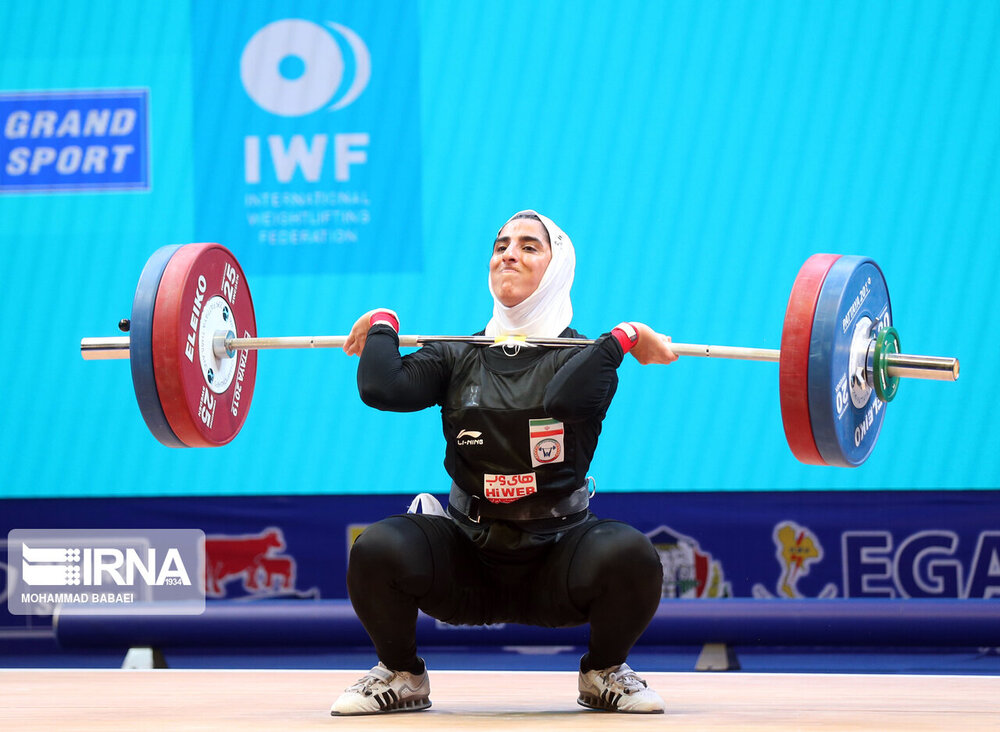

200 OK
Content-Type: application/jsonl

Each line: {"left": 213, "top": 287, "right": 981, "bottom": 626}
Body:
{"left": 369, "top": 310, "right": 399, "bottom": 333}
{"left": 611, "top": 322, "right": 639, "bottom": 354}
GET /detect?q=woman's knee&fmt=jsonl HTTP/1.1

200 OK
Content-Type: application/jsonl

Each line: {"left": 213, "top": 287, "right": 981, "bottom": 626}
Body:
{"left": 571, "top": 521, "right": 663, "bottom": 594}
{"left": 347, "top": 515, "right": 433, "bottom": 585}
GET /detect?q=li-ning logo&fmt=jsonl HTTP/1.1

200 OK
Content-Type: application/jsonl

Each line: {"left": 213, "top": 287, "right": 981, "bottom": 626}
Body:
{"left": 20, "top": 544, "right": 191, "bottom": 587}
{"left": 241, "top": 19, "right": 371, "bottom": 117}
{"left": 457, "top": 429, "right": 484, "bottom": 446}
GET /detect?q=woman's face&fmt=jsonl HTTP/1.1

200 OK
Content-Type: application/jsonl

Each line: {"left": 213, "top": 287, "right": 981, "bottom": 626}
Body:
{"left": 490, "top": 217, "right": 552, "bottom": 307}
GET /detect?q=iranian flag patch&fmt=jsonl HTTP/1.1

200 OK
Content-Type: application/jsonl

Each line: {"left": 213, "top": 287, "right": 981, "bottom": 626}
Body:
{"left": 529, "top": 417, "right": 565, "bottom": 468}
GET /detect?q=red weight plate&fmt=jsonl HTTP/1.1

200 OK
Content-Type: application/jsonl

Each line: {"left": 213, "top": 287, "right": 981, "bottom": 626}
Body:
{"left": 152, "top": 243, "right": 257, "bottom": 447}
{"left": 779, "top": 254, "right": 841, "bottom": 465}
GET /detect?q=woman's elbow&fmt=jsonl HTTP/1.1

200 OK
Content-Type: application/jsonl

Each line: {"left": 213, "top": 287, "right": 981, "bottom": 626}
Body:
{"left": 357, "top": 378, "right": 396, "bottom": 411}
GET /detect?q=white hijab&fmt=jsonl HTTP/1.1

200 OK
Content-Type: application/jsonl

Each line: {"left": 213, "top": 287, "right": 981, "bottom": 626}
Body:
{"left": 485, "top": 210, "right": 575, "bottom": 338}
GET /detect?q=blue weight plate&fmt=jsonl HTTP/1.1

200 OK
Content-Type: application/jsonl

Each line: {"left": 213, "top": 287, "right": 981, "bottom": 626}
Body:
{"left": 807, "top": 256, "right": 892, "bottom": 467}
{"left": 130, "top": 244, "right": 186, "bottom": 447}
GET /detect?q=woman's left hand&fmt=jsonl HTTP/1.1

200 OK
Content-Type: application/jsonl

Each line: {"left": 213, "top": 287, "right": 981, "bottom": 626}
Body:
{"left": 629, "top": 322, "right": 679, "bottom": 365}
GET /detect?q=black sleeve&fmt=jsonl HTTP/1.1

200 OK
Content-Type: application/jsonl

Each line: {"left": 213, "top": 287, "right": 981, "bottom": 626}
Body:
{"left": 356, "top": 325, "right": 450, "bottom": 412}
{"left": 542, "top": 334, "right": 625, "bottom": 422}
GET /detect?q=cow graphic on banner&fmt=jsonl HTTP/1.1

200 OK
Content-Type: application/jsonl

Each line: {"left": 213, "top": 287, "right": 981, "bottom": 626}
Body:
{"left": 204, "top": 527, "right": 316, "bottom": 599}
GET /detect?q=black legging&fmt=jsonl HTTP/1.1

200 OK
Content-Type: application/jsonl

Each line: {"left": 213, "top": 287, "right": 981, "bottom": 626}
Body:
{"left": 346, "top": 513, "right": 663, "bottom": 673}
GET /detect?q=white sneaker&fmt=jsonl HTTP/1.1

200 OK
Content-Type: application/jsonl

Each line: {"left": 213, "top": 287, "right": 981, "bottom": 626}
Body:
{"left": 330, "top": 662, "right": 431, "bottom": 715}
{"left": 577, "top": 662, "right": 665, "bottom": 713}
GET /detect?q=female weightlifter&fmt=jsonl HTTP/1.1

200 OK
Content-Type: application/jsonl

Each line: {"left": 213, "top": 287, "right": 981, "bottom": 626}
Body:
{"left": 331, "top": 210, "right": 678, "bottom": 715}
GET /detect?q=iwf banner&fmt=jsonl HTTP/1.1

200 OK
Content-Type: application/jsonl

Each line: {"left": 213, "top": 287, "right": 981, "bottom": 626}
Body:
{"left": 190, "top": 1, "right": 422, "bottom": 275}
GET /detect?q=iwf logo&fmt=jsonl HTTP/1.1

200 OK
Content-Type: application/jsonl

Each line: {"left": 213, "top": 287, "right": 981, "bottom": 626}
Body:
{"left": 238, "top": 19, "right": 370, "bottom": 187}
{"left": 240, "top": 19, "right": 371, "bottom": 117}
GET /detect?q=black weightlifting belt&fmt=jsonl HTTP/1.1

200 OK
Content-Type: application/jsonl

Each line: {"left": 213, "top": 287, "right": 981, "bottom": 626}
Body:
{"left": 447, "top": 481, "right": 590, "bottom": 526}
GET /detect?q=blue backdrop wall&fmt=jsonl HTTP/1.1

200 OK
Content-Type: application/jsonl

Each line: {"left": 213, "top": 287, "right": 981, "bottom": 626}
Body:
{"left": 0, "top": 0, "right": 997, "bottom": 502}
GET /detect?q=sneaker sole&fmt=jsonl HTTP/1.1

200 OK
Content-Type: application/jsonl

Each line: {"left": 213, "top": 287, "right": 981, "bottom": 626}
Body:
{"left": 577, "top": 693, "right": 664, "bottom": 714}
{"left": 331, "top": 698, "right": 431, "bottom": 716}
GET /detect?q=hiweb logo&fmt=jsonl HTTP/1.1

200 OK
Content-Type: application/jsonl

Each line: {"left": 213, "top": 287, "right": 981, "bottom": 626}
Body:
{"left": 7, "top": 529, "right": 205, "bottom": 615}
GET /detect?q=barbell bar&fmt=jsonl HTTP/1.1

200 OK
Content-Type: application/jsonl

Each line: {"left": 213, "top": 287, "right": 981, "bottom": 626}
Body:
{"left": 81, "top": 333, "right": 960, "bottom": 381}
{"left": 79, "top": 243, "right": 959, "bottom": 465}
{"left": 81, "top": 332, "right": 959, "bottom": 384}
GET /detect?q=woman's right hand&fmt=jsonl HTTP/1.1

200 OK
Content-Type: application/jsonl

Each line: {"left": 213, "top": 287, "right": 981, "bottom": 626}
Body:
{"left": 342, "top": 310, "right": 381, "bottom": 357}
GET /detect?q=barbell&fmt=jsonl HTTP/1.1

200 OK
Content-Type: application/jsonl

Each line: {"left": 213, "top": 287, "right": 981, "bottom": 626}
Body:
{"left": 80, "top": 243, "right": 959, "bottom": 466}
